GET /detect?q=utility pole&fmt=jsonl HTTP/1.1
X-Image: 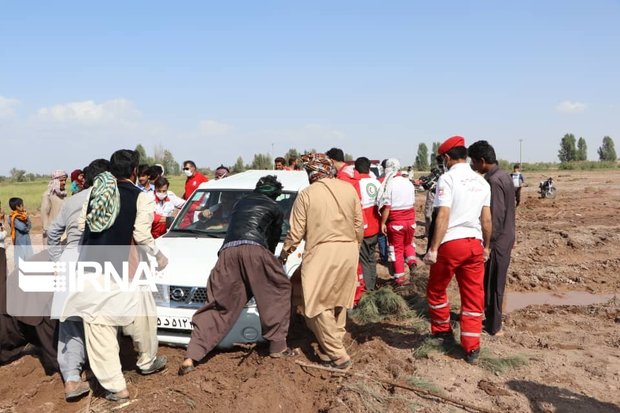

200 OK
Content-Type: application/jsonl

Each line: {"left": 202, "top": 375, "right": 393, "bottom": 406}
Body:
{"left": 519, "top": 139, "right": 523, "bottom": 165}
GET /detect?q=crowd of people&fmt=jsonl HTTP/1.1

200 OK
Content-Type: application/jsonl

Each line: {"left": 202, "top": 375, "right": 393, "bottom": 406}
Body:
{"left": 0, "top": 136, "right": 520, "bottom": 403}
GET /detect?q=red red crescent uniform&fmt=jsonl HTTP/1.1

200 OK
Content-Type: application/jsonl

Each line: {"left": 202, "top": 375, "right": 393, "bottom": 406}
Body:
{"left": 427, "top": 162, "right": 491, "bottom": 353}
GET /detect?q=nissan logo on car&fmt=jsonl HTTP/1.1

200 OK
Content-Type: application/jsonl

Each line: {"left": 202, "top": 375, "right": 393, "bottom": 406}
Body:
{"left": 171, "top": 288, "right": 186, "bottom": 302}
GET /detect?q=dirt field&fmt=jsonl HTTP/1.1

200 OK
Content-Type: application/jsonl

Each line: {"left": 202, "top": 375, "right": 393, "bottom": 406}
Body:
{"left": 1, "top": 169, "right": 619, "bottom": 413}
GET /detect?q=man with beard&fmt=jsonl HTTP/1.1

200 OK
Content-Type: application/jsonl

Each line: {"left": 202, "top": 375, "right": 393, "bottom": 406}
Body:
{"left": 468, "top": 141, "right": 515, "bottom": 336}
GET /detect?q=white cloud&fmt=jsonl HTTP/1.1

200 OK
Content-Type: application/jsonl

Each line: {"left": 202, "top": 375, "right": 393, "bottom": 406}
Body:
{"left": 556, "top": 100, "right": 587, "bottom": 113}
{"left": 199, "top": 119, "right": 232, "bottom": 136}
{"left": 36, "top": 98, "right": 141, "bottom": 123}
{"left": 0, "top": 96, "right": 20, "bottom": 118}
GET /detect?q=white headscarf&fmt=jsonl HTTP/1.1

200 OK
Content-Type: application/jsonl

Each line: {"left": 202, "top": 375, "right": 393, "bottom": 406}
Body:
{"left": 377, "top": 158, "right": 401, "bottom": 210}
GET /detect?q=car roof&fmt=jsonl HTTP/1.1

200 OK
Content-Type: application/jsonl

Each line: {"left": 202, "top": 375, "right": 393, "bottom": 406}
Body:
{"left": 197, "top": 170, "right": 309, "bottom": 192}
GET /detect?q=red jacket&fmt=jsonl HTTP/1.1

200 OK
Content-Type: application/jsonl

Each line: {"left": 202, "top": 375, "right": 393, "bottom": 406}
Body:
{"left": 184, "top": 172, "right": 209, "bottom": 199}
{"left": 336, "top": 164, "right": 361, "bottom": 198}
{"left": 358, "top": 173, "right": 381, "bottom": 237}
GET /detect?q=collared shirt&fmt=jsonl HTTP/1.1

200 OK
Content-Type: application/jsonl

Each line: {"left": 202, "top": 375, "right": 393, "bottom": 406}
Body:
{"left": 154, "top": 191, "right": 185, "bottom": 217}
{"left": 138, "top": 184, "right": 154, "bottom": 193}
{"left": 486, "top": 166, "right": 516, "bottom": 251}
{"left": 434, "top": 162, "right": 491, "bottom": 244}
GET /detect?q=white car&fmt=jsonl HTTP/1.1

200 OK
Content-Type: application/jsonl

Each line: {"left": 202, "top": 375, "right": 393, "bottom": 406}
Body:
{"left": 153, "top": 170, "right": 308, "bottom": 348}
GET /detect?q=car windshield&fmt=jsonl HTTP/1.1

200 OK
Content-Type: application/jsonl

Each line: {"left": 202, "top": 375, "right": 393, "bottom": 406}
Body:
{"left": 167, "top": 189, "right": 297, "bottom": 239}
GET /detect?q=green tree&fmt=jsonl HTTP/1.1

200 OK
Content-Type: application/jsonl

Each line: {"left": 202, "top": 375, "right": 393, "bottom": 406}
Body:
{"left": 558, "top": 133, "right": 577, "bottom": 162}
{"left": 159, "top": 149, "right": 180, "bottom": 175}
{"left": 597, "top": 136, "right": 617, "bottom": 161}
{"left": 250, "top": 153, "right": 273, "bottom": 170}
{"left": 9, "top": 167, "right": 26, "bottom": 182}
{"left": 284, "top": 148, "right": 299, "bottom": 160}
{"left": 135, "top": 144, "right": 153, "bottom": 165}
{"left": 232, "top": 156, "right": 246, "bottom": 173}
{"left": 430, "top": 141, "right": 441, "bottom": 168}
{"left": 415, "top": 143, "right": 429, "bottom": 171}
{"left": 344, "top": 153, "right": 354, "bottom": 162}
{"left": 576, "top": 137, "right": 588, "bottom": 161}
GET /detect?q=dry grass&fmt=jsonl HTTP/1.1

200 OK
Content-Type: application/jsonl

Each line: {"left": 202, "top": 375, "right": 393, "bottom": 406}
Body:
{"left": 478, "top": 350, "right": 528, "bottom": 374}
{"left": 343, "top": 381, "right": 417, "bottom": 413}
{"left": 351, "top": 287, "right": 413, "bottom": 324}
{"left": 407, "top": 376, "right": 442, "bottom": 394}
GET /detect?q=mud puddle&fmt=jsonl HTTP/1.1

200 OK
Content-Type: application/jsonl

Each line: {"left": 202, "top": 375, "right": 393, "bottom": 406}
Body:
{"left": 505, "top": 291, "right": 617, "bottom": 313}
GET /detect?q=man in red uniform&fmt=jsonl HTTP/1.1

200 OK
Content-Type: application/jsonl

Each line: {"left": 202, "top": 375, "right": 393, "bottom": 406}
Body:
{"left": 326, "top": 148, "right": 361, "bottom": 197}
{"left": 354, "top": 157, "right": 381, "bottom": 291}
{"left": 182, "top": 160, "right": 209, "bottom": 200}
{"left": 377, "top": 158, "right": 416, "bottom": 285}
{"left": 423, "top": 136, "right": 492, "bottom": 364}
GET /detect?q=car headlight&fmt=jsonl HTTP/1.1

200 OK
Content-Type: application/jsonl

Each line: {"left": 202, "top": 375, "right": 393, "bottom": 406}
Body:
{"left": 155, "top": 284, "right": 170, "bottom": 306}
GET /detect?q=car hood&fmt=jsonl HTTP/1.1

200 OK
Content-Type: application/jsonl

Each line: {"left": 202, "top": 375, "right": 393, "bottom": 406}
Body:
{"left": 155, "top": 236, "right": 223, "bottom": 287}
{"left": 154, "top": 236, "right": 288, "bottom": 287}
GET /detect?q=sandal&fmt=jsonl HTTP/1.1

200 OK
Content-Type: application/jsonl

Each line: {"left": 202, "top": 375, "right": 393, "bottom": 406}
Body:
{"left": 269, "top": 348, "right": 299, "bottom": 358}
{"left": 178, "top": 364, "right": 196, "bottom": 376}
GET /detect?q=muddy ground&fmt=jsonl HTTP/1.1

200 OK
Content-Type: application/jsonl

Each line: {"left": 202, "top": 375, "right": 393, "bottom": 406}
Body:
{"left": 1, "top": 169, "right": 619, "bottom": 413}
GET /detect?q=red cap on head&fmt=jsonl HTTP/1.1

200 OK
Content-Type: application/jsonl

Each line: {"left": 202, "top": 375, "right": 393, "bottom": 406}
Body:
{"left": 438, "top": 136, "right": 465, "bottom": 156}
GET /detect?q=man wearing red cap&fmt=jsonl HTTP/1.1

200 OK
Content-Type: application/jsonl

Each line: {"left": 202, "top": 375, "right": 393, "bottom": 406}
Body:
{"left": 423, "top": 136, "right": 492, "bottom": 364}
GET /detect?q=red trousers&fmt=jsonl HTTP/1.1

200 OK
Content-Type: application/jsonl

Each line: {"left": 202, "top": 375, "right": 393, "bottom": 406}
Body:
{"left": 387, "top": 220, "right": 416, "bottom": 277}
{"left": 353, "top": 262, "right": 365, "bottom": 305}
{"left": 427, "top": 238, "right": 485, "bottom": 352}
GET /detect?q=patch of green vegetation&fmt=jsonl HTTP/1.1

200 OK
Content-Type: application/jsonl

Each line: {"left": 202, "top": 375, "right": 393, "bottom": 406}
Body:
{"left": 0, "top": 176, "right": 186, "bottom": 213}
{"left": 351, "top": 287, "right": 413, "bottom": 324}
{"left": 478, "top": 350, "right": 528, "bottom": 374}
{"left": 413, "top": 333, "right": 462, "bottom": 360}
{"left": 407, "top": 376, "right": 442, "bottom": 394}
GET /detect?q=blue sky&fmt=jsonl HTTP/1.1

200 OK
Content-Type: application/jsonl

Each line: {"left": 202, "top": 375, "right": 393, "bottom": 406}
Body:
{"left": 1, "top": 0, "right": 619, "bottom": 175}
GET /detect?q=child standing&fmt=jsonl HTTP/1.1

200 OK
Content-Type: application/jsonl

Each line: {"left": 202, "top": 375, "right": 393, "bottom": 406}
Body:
{"left": 8, "top": 198, "right": 33, "bottom": 271}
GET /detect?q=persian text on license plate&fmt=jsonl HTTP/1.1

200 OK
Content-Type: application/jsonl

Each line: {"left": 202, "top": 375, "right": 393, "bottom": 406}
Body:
{"left": 157, "top": 316, "right": 193, "bottom": 330}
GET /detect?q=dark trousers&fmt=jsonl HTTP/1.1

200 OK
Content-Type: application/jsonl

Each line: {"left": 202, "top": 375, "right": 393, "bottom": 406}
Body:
{"left": 359, "top": 235, "right": 378, "bottom": 291}
{"left": 1, "top": 248, "right": 59, "bottom": 374}
{"left": 483, "top": 248, "right": 512, "bottom": 335}
{"left": 186, "top": 245, "right": 292, "bottom": 361}
{"left": 377, "top": 233, "right": 388, "bottom": 263}
{"left": 515, "top": 187, "right": 522, "bottom": 206}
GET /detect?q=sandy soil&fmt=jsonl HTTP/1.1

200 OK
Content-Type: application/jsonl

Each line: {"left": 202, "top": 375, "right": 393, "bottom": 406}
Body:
{"left": 1, "top": 169, "right": 619, "bottom": 413}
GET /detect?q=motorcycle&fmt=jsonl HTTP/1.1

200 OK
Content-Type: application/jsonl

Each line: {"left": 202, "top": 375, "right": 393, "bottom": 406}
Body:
{"left": 538, "top": 177, "right": 556, "bottom": 199}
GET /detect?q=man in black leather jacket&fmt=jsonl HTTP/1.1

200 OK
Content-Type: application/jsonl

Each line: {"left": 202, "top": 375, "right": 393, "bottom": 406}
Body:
{"left": 179, "top": 175, "right": 296, "bottom": 375}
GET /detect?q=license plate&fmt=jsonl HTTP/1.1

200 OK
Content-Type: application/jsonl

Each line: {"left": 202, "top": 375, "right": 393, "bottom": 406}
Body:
{"left": 157, "top": 316, "right": 193, "bottom": 330}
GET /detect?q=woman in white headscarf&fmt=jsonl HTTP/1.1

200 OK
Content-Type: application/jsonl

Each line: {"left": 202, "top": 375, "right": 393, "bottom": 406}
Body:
{"left": 377, "top": 158, "right": 417, "bottom": 285}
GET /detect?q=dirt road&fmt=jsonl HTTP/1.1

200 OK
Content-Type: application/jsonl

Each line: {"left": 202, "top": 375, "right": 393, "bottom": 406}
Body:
{"left": 1, "top": 169, "right": 619, "bottom": 412}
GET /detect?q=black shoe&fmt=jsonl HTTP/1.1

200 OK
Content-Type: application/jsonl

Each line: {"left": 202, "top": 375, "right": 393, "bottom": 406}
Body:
{"left": 465, "top": 349, "right": 480, "bottom": 365}
{"left": 431, "top": 331, "right": 455, "bottom": 344}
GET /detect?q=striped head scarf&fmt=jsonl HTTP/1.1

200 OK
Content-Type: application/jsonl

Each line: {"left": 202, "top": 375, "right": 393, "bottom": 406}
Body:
{"left": 301, "top": 153, "right": 335, "bottom": 183}
{"left": 86, "top": 171, "right": 121, "bottom": 233}
{"left": 377, "top": 158, "right": 401, "bottom": 210}
{"left": 48, "top": 170, "right": 68, "bottom": 197}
